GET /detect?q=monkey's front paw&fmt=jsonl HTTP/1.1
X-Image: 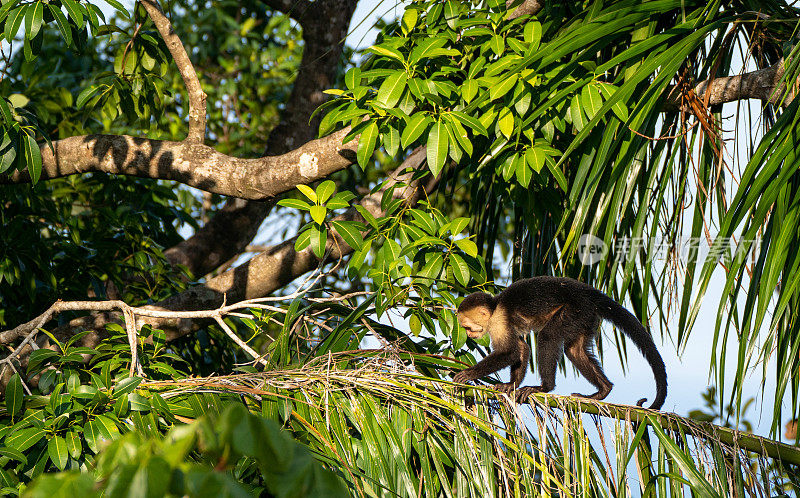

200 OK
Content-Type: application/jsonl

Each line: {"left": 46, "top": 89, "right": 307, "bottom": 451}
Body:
{"left": 452, "top": 370, "right": 473, "bottom": 384}
{"left": 496, "top": 383, "right": 516, "bottom": 394}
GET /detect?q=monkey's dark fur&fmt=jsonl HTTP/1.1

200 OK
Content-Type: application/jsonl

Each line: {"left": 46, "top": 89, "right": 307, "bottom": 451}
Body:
{"left": 454, "top": 276, "right": 667, "bottom": 410}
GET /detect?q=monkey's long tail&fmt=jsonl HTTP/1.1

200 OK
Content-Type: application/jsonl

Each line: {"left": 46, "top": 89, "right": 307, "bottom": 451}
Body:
{"left": 594, "top": 293, "right": 668, "bottom": 410}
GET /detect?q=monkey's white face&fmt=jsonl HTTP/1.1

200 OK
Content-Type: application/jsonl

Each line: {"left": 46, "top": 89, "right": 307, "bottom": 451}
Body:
{"left": 457, "top": 307, "right": 491, "bottom": 339}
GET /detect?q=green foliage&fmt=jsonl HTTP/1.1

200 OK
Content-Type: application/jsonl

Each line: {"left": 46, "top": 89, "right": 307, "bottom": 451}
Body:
{"left": 0, "top": 0, "right": 130, "bottom": 182}
{"left": 2, "top": 0, "right": 800, "bottom": 495}
{"left": 278, "top": 180, "right": 359, "bottom": 258}
{"left": 320, "top": 0, "right": 579, "bottom": 186}
{"left": 24, "top": 404, "right": 348, "bottom": 497}
{"left": 0, "top": 178, "right": 192, "bottom": 328}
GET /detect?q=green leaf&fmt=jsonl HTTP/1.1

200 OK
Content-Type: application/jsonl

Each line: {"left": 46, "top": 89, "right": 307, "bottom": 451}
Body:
{"left": 409, "top": 314, "right": 422, "bottom": 336}
{"left": 344, "top": 67, "right": 361, "bottom": 90}
{"left": 489, "top": 75, "right": 517, "bottom": 101}
{"left": 277, "top": 198, "right": 311, "bottom": 211}
{"left": 309, "top": 225, "right": 327, "bottom": 258}
{"left": 355, "top": 205, "right": 378, "bottom": 229}
{"left": 450, "top": 111, "right": 487, "bottom": 136}
{"left": 0, "top": 98, "right": 12, "bottom": 124}
{"left": 6, "top": 427, "right": 44, "bottom": 452}
{"left": 103, "top": 0, "right": 130, "bottom": 20}
{"left": 401, "top": 112, "right": 432, "bottom": 148}
{"left": 83, "top": 420, "right": 107, "bottom": 453}
{"left": 294, "top": 228, "right": 312, "bottom": 252}
{"left": 570, "top": 94, "right": 586, "bottom": 132}
{"left": 0, "top": 0, "right": 20, "bottom": 25}
{"left": 581, "top": 84, "right": 603, "bottom": 120}
{"left": 47, "top": 436, "right": 68, "bottom": 471}
{"left": 401, "top": 8, "right": 418, "bottom": 34}
{"left": 326, "top": 190, "right": 355, "bottom": 209}
{"left": 0, "top": 447, "right": 27, "bottom": 464}
{"left": 296, "top": 184, "right": 317, "bottom": 203}
{"left": 410, "top": 38, "right": 457, "bottom": 64}
{"left": 426, "top": 120, "right": 449, "bottom": 177}
{"left": 513, "top": 82, "right": 531, "bottom": 115}
{"left": 489, "top": 34, "right": 504, "bottom": 56}
{"left": 367, "top": 44, "right": 404, "bottom": 62}
{"left": 455, "top": 238, "right": 478, "bottom": 258}
{"left": 76, "top": 84, "right": 103, "bottom": 109}
{"left": 382, "top": 124, "right": 401, "bottom": 157}
{"left": 545, "top": 158, "right": 568, "bottom": 191}
{"left": 128, "top": 393, "right": 149, "bottom": 411}
{"left": 61, "top": 0, "right": 83, "bottom": 26}
{"left": 502, "top": 154, "right": 517, "bottom": 181}
{"left": 447, "top": 217, "right": 470, "bottom": 235}
{"left": 65, "top": 431, "right": 82, "bottom": 459}
{"left": 524, "top": 21, "right": 542, "bottom": 50}
{"left": 309, "top": 205, "right": 327, "bottom": 225}
{"left": 375, "top": 71, "right": 408, "bottom": 108}
{"left": 445, "top": 116, "right": 473, "bottom": 157}
{"left": 418, "top": 253, "right": 444, "bottom": 282}
{"left": 444, "top": 121, "right": 463, "bottom": 163}
{"left": 25, "top": 0, "right": 43, "bottom": 39}
{"left": 316, "top": 180, "right": 336, "bottom": 204}
{"left": 462, "top": 79, "right": 478, "bottom": 103}
{"left": 6, "top": 373, "right": 23, "bottom": 417}
{"left": 515, "top": 154, "right": 532, "bottom": 188}
{"left": 450, "top": 254, "right": 470, "bottom": 286}
{"left": 443, "top": 0, "right": 458, "bottom": 28}
{"left": 0, "top": 136, "right": 15, "bottom": 174}
{"left": 5, "top": 6, "right": 25, "bottom": 43}
{"left": 113, "top": 376, "right": 142, "bottom": 398}
{"left": 47, "top": 5, "right": 72, "bottom": 46}
{"left": 525, "top": 147, "right": 545, "bottom": 173}
{"left": 22, "top": 133, "right": 41, "bottom": 184}
{"left": 356, "top": 121, "right": 379, "bottom": 168}
{"left": 331, "top": 220, "right": 365, "bottom": 250}
{"left": 497, "top": 108, "right": 514, "bottom": 139}
{"left": 597, "top": 82, "right": 629, "bottom": 121}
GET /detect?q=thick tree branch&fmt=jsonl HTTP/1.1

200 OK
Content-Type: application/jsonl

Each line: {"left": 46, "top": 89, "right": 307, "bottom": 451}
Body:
{"left": 141, "top": 0, "right": 207, "bottom": 143}
{"left": 664, "top": 59, "right": 794, "bottom": 110}
{"left": 508, "top": 0, "right": 543, "bottom": 19}
{"left": 160, "top": 0, "right": 359, "bottom": 277}
{"left": 0, "top": 128, "right": 357, "bottom": 199}
{"left": 25, "top": 149, "right": 429, "bottom": 355}
{"left": 164, "top": 199, "right": 271, "bottom": 276}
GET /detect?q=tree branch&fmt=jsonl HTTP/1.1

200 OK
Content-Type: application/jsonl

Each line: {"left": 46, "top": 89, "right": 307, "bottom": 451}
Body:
{"left": 664, "top": 59, "right": 794, "bottom": 110}
{"left": 14, "top": 149, "right": 429, "bottom": 359}
{"left": 0, "top": 128, "right": 357, "bottom": 199}
{"left": 508, "top": 0, "right": 543, "bottom": 19}
{"left": 160, "top": 0, "right": 359, "bottom": 278}
{"left": 140, "top": 0, "right": 207, "bottom": 143}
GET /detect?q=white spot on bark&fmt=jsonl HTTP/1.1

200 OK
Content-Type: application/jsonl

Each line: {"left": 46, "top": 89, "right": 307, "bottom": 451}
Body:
{"left": 298, "top": 152, "right": 319, "bottom": 178}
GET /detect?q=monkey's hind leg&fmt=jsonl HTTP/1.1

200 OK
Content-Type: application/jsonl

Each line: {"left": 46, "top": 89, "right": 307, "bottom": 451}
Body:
{"left": 515, "top": 330, "right": 561, "bottom": 404}
{"left": 564, "top": 333, "right": 613, "bottom": 401}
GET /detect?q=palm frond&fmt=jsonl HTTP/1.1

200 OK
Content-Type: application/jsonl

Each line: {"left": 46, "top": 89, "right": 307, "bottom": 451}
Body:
{"left": 142, "top": 351, "right": 800, "bottom": 496}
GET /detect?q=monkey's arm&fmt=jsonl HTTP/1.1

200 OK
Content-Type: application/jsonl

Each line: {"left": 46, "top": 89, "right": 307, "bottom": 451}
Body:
{"left": 453, "top": 347, "right": 518, "bottom": 384}
{"left": 493, "top": 337, "right": 531, "bottom": 393}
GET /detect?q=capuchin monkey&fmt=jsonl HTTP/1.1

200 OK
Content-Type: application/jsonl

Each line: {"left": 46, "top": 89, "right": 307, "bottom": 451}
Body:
{"left": 453, "top": 276, "right": 667, "bottom": 410}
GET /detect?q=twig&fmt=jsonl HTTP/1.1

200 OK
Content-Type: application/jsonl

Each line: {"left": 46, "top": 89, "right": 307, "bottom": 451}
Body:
{"left": 213, "top": 315, "right": 269, "bottom": 367}
{"left": 140, "top": 0, "right": 207, "bottom": 142}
